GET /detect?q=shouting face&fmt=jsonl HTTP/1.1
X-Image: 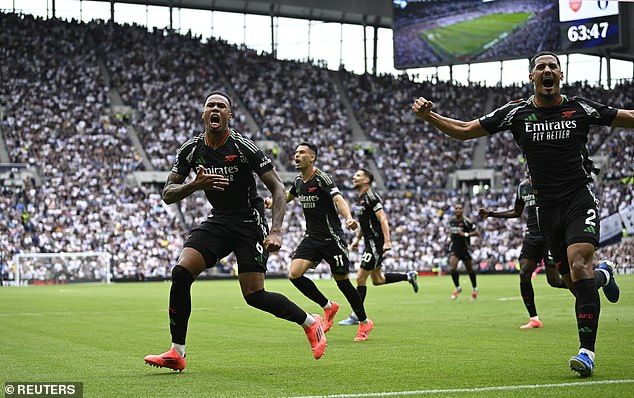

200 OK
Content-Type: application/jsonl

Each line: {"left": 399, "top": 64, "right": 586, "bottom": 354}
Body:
{"left": 202, "top": 94, "right": 232, "bottom": 133}
{"left": 529, "top": 54, "right": 563, "bottom": 102}
{"left": 294, "top": 144, "right": 316, "bottom": 170}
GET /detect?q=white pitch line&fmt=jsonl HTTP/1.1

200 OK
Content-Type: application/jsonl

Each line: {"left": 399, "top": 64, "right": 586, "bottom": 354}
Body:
{"left": 285, "top": 379, "right": 634, "bottom": 398}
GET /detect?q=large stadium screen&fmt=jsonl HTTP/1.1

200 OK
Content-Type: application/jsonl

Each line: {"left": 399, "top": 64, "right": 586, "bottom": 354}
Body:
{"left": 392, "top": 0, "right": 622, "bottom": 69}
{"left": 559, "top": 0, "right": 621, "bottom": 51}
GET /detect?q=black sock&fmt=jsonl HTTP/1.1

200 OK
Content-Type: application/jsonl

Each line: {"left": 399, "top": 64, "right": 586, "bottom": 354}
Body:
{"left": 337, "top": 279, "right": 367, "bottom": 322}
{"left": 451, "top": 271, "right": 460, "bottom": 287}
{"left": 357, "top": 285, "right": 367, "bottom": 303}
{"left": 468, "top": 272, "right": 477, "bottom": 289}
{"left": 594, "top": 269, "right": 607, "bottom": 289}
{"left": 384, "top": 273, "right": 407, "bottom": 284}
{"left": 169, "top": 265, "right": 195, "bottom": 345}
{"left": 520, "top": 281, "right": 538, "bottom": 317}
{"left": 574, "top": 278, "right": 600, "bottom": 352}
{"left": 290, "top": 276, "right": 329, "bottom": 307}
{"left": 244, "top": 289, "right": 307, "bottom": 325}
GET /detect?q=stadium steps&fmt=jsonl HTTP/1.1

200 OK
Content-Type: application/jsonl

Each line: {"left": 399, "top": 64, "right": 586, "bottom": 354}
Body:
{"left": 87, "top": 31, "right": 154, "bottom": 172}
{"left": 0, "top": 107, "right": 10, "bottom": 163}
{"left": 471, "top": 91, "right": 498, "bottom": 169}
{"left": 329, "top": 70, "right": 386, "bottom": 191}
{"left": 207, "top": 57, "right": 288, "bottom": 173}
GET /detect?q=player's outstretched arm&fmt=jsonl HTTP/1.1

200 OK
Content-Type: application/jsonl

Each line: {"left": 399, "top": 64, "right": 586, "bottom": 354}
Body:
{"left": 162, "top": 168, "right": 229, "bottom": 204}
{"left": 260, "top": 169, "right": 287, "bottom": 252}
{"left": 479, "top": 205, "right": 524, "bottom": 219}
{"left": 612, "top": 109, "right": 634, "bottom": 128}
{"left": 411, "top": 96, "right": 489, "bottom": 141}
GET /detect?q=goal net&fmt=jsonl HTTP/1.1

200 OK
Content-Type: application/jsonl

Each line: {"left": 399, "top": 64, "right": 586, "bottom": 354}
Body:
{"left": 13, "top": 252, "right": 112, "bottom": 286}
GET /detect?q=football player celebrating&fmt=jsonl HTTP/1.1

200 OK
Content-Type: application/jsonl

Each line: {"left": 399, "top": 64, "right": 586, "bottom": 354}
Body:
{"left": 412, "top": 51, "right": 631, "bottom": 377}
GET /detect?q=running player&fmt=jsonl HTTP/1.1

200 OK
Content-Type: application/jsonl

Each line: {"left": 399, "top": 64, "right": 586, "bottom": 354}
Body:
{"left": 266, "top": 143, "right": 373, "bottom": 341}
{"left": 339, "top": 168, "right": 419, "bottom": 326}
{"left": 448, "top": 204, "right": 480, "bottom": 301}
{"left": 479, "top": 175, "right": 568, "bottom": 329}
{"left": 412, "top": 51, "right": 630, "bottom": 377}
{"left": 144, "top": 92, "right": 327, "bottom": 371}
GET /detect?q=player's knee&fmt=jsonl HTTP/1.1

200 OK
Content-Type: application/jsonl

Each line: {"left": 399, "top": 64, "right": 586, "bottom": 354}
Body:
{"left": 172, "top": 265, "right": 195, "bottom": 285}
{"left": 518, "top": 264, "right": 533, "bottom": 281}
{"left": 336, "top": 277, "right": 353, "bottom": 289}
{"left": 244, "top": 289, "right": 266, "bottom": 308}
{"left": 546, "top": 274, "right": 565, "bottom": 288}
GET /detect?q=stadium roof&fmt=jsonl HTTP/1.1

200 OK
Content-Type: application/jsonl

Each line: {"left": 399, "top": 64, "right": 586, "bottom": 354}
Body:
{"left": 90, "top": 0, "right": 394, "bottom": 28}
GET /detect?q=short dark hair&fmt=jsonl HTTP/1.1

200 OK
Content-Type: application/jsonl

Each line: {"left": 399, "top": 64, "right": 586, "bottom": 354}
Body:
{"left": 359, "top": 168, "right": 374, "bottom": 184}
{"left": 205, "top": 90, "right": 233, "bottom": 108}
{"left": 529, "top": 51, "right": 561, "bottom": 72}
{"left": 298, "top": 142, "right": 318, "bottom": 157}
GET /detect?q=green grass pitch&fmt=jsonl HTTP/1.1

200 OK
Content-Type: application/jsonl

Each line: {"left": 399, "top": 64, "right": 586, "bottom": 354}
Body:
{"left": 420, "top": 12, "right": 533, "bottom": 61}
{"left": 1, "top": 275, "right": 633, "bottom": 397}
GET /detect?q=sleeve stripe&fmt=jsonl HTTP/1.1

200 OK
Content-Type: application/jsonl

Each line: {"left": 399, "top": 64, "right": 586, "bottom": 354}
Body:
{"left": 367, "top": 189, "right": 377, "bottom": 201}
{"left": 231, "top": 132, "right": 259, "bottom": 153}
{"left": 177, "top": 134, "right": 201, "bottom": 153}
{"left": 316, "top": 170, "right": 334, "bottom": 185}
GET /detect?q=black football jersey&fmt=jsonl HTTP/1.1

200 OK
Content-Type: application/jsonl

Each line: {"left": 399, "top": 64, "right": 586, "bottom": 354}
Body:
{"left": 355, "top": 188, "right": 384, "bottom": 241}
{"left": 515, "top": 179, "right": 540, "bottom": 235}
{"left": 289, "top": 168, "right": 344, "bottom": 240}
{"left": 171, "top": 129, "right": 273, "bottom": 220}
{"left": 479, "top": 95, "right": 617, "bottom": 206}
{"left": 449, "top": 217, "right": 476, "bottom": 252}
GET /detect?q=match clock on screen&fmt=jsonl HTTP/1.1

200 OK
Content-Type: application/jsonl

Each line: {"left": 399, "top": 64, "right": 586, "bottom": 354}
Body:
{"left": 558, "top": 0, "right": 621, "bottom": 50}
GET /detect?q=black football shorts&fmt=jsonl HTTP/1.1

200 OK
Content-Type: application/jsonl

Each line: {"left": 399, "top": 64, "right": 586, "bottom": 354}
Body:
{"left": 293, "top": 235, "right": 350, "bottom": 275}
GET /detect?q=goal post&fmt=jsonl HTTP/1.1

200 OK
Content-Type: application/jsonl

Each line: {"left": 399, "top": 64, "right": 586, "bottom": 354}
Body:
{"left": 14, "top": 251, "right": 112, "bottom": 286}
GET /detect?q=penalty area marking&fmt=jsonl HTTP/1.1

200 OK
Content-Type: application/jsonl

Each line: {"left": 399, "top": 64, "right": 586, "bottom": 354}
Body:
{"left": 286, "top": 379, "right": 634, "bottom": 398}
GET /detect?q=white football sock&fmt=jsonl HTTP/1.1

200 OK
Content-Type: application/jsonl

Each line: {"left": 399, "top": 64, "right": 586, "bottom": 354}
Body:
{"left": 171, "top": 343, "right": 185, "bottom": 357}
{"left": 301, "top": 314, "right": 316, "bottom": 328}
{"left": 579, "top": 348, "right": 595, "bottom": 362}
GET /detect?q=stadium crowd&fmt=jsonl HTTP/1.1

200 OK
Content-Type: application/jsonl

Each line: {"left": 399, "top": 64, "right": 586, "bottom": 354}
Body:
{"left": 0, "top": 12, "right": 632, "bottom": 285}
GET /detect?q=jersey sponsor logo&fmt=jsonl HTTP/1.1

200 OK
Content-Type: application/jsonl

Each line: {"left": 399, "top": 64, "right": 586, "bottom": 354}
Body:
{"left": 224, "top": 154, "right": 239, "bottom": 162}
{"left": 297, "top": 194, "right": 319, "bottom": 209}
{"left": 450, "top": 226, "right": 464, "bottom": 234}
{"left": 202, "top": 165, "right": 240, "bottom": 181}
{"left": 526, "top": 120, "right": 576, "bottom": 142}
{"left": 561, "top": 110, "right": 577, "bottom": 118}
